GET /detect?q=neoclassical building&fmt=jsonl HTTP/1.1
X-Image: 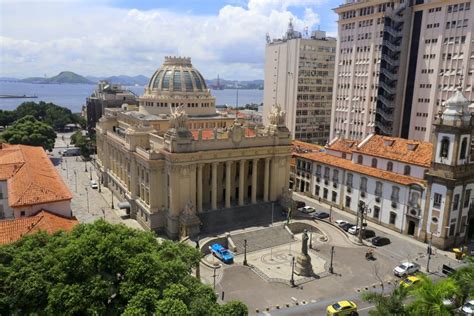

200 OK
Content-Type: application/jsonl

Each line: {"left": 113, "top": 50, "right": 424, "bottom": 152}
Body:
{"left": 95, "top": 57, "right": 292, "bottom": 238}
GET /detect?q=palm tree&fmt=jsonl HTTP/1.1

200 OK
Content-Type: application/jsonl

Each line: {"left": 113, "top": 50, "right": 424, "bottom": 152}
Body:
{"left": 452, "top": 257, "right": 474, "bottom": 302}
{"left": 407, "top": 275, "right": 460, "bottom": 316}
{"left": 362, "top": 286, "right": 409, "bottom": 316}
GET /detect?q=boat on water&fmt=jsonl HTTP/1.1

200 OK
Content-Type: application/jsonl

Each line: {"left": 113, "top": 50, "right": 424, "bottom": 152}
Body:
{"left": 0, "top": 94, "right": 38, "bottom": 99}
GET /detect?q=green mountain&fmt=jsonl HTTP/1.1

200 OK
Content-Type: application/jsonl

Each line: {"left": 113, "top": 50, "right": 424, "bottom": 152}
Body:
{"left": 22, "top": 71, "right": 94, "bottom": 84}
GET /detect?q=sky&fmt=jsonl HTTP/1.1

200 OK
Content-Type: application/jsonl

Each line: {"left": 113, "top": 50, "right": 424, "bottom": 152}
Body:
{"left": 0, "top": 0, "right": 338, "bottom": 80}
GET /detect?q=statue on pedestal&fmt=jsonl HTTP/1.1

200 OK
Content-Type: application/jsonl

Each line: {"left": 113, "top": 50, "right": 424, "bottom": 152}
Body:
{"left": 295, "top": 229, "right": 313, "bottom": 277}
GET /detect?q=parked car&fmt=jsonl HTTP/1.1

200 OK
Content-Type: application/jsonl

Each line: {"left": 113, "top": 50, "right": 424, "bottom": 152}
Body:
{"left": 399, "top": 275, "right": 422, "bottom": 288}
{"left": 295, "top": 201, "right": 306, "bottom": 209}
{"left": 326, "top": 300, "right": 358, "bottom": 316}
{"left": 341, "top": 223, "right": 355, "bottom": 232}
{"left": 335, "top": 220, "right": 348, "bottom": 227}
{"left": 298, "top": 206, "right": 316, "bottom": 214}
{"left": 362, "top": 229, "right": 376, "bottom": 239}
{"left": 90, "top": 180, "right": 98, "bottom": 189}
{"left": 460, "top": 299, "right": 474, "bottom": 314}
{"left": 312, "top": 211, "right": 330, "bottom": 219}
{"left": 371, "top": 236, "right": 391, "bottom": 246}
{"left": 209, "top": 244, "right": 234, "bottom": 264}
{"left": 393, "top": 262, "right": 420, "bottom": 277}
{"left": 348, "top": 226, "right": 361, "bottom": 235}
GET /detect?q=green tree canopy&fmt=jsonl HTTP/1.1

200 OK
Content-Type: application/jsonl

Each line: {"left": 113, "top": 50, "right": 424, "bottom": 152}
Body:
{"left": 0, "top": 115, "right": 56, "bottom": 151}
{"left": 0, "top": 220, "right": 248, "bottom": 315}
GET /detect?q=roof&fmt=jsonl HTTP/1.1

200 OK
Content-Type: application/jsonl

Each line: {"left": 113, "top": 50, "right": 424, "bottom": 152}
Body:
{"left": 0, "top": 210, "right": 78, "bottom": 244}
{"left": 292, "top": 140, "right": 323, "bottom": 152}
{"left": 294, "top": 151, "right": 426, "bottom": 186}
{"left": 0, "top": 144, "right": 72, "bottom": 207}
{"left": 327, "top": 138, "right": 359, "bottom": 154}
{"left": 190, "top": 128, "right": 256, "bottom": 140}
{"left": 353, "top": 135, "right": 432, "bottom": 167}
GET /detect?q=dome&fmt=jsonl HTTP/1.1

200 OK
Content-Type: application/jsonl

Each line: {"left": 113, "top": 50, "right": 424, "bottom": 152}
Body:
{"left": 147, "top": 56, "right": 208, "bottom": 93}
{"left": 442, "top": 87, "right": 471, "bottom": 122}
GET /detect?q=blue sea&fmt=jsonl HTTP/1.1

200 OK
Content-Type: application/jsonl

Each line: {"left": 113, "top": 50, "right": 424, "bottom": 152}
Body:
{"left": 0, "top": 82, "right": 263, "bottom": 113}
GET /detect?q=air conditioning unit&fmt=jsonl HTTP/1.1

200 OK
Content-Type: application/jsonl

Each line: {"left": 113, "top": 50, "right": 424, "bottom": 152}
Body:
{"left": 316, "top": 177, "right": 320, "bottom": 183}
{"left": 375, "top": 196, "right": 381, "bottom": 203}
{"left": 347, "top": 187, "right": 352, "bottom": 193}
{"left": 324, "top": 179, "right": 329, "bottom": 185}
{"left": 361, "top": 192, "right": 366, "bottom": 198}
{"left": 333, "top": 183, "right": 338, "bottom": 189}
{"left": 392, "top": 201, "right": 398, "bottom": 208}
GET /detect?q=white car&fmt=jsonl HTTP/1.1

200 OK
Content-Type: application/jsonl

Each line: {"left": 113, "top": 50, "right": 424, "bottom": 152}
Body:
{"left": 393, "top": 262, "right": 420, "bottom": 277}
{"left": 348, "top": 226, "right": 361, "bottom": 235}
{"left": 461, "top": 300, "right": 474, "bottom": 314}
{"left": 335, "top": 220, "right": 348, "bottom": 227}
{"left": 90, "top": 180, "right": 99, "bottom": 189}
{"left": 298, "top": 206, "right": 316, "bottom": 214}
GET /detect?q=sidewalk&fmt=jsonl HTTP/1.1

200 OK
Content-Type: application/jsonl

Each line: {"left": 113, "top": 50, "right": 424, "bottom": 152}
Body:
{"left": 293, "top": 192, "right": 457, "bottom": 261}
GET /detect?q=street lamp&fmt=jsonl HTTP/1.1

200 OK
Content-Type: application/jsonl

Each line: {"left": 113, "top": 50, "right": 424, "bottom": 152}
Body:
{"left": 89, "top": 166, "right": 92, "bottom": 180}
{"left": 111, "top": 191, "right": 114, "bottom": 209}
{"left": 85, "top": 187, "right": 90, "bottom": 213}
{"left": 74, "top": 170, "right": 77, "bottom": 193}
{"left": 84, "top": 160, "right": 88, "bottom": 172}
{"left": 290, "top": 256, "right": 296, "bottom": 287}
{"left": 243, "top": 239, "right": 248, "bottom": 266}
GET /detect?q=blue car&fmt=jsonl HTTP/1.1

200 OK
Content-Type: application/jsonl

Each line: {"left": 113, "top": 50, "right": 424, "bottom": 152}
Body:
{"left": 210, "top": 243, "right": 234, "bottom": 264}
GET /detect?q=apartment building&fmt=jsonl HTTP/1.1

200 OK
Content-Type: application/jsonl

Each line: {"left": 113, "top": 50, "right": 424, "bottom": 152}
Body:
{"left": 331, "top": 0, "right": 474, "bottom": 142}
{"left": 263, "top": 21, "right": 336, "bottom": 145}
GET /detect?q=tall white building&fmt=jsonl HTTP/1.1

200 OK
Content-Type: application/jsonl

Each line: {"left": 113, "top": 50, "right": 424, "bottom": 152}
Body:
{"left": 331, "top": 0, "right": 474, "bottom": 142}
{"left": 263, "top": 22, "right": 336, "bottom": 145}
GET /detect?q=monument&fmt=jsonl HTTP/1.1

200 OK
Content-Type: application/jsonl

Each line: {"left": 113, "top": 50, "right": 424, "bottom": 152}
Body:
{"left": 295, "top": 229, "right": 313, "bottom": 276}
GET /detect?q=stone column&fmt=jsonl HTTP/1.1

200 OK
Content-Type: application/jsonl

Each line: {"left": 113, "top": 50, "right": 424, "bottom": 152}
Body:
{"left": 225, "top": 161, "right": 232, "bottom": 208}
{"left": 251, "top": 158, "right": 258, "bottom": 204}
{"left": 264, "top": 158, "right": 271, "bottom": 202}
{"left": 239, "top": 160, "right": 245, "bottom": 206}
{"left": 197, "top": 164, "right": 203, "bottom": 213}
{"left": 211, "top": 162, "right": 218, "bottom": 210}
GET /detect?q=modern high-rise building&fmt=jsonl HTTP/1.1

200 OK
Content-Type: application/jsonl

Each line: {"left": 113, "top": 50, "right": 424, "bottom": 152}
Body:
{"left": 263, "top": 22, "right": 336, "bottom": 145}
{"left": 331, "top": 0, "right": 473, "bottom": 142}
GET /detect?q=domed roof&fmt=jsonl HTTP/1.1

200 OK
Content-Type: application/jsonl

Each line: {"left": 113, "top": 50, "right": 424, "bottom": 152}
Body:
{"left": 147, "top": 56, "right": 208, "bottom": 93}
{"left": 442, "top": 87, "right": 471, "bottom": 122}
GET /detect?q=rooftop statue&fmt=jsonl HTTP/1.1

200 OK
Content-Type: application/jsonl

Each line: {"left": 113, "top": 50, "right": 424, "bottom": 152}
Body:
{"left": 269, "top": 104, "right": 286, "bottom": 126}
{"left": 169, "top": 104, "right": 188, "bottom": 130}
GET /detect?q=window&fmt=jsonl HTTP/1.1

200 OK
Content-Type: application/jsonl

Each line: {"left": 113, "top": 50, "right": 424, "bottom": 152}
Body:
{"left": 345, "top": 196, "right": 351, "bottom": 207}
{"left": 410, "top": 191, "right": 420, "bottom": 207}
{"left": 449, "top": 224, "right": 456, "bottom": 237}
{"left": 404, "top": 165, "right": 411, "bottom": 176}
{"left": 387, "top": 162, "right": 393, "bottom": 171}
{"left": 333, "top": 170, "right": 339, "bottom": 182}
{"left": 371, "top": 158, "right": 378, "bottom": 168}
{"left": 375, "top": 181, "right": 383, "bottom": 196}
{"left": 324, "top": 167, "right": 330, "bottom": 179}
{"left": 20, "top": 211, "right": 25, "bottom": 217}
{"left": 389, "top": 212, "right": 396, "bottom": 225}
{"left": 460, "top": 138, "right": 468, "bottom": 160}
{"left": 316, "top": 164, "right": 322, "bottom": 176}
{"left": 453, "top": 194, "right": 460, "bottom": 210}
{"left": 315, "top": 185, "right": 320, "bottom": 196}
{"left": 373, "top": 206, "right": 380, "bottom": 219}
{"left": 357, "top": 155, "right": 363, "bottom": 164}
{"left": 332, "top": 191, "right": 337, "bottom": 203}
{"left": 464, "top": 189, "right": 472, "bottom": 208}
{"left": 440, "top": 137, "right": 450, "bottom": 159}
{"left": 391, "top": 186, "right": 400, "bottom": 203}
{"left": 360, "top": 177, "right": 368, "bottom": 192}
{"left": 434, "top": 193, "right": 442, "bottom": 208}
{"left": 323, "top": 188, "right": 328, "bottom": 199}
{"left": 346, "top": 173, "right": 353, "bottom": 187}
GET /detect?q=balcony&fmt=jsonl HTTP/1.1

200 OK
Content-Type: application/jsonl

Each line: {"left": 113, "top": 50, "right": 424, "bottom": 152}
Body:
{"left": 379, "top": 81, "right": 397, "bottom": 94}
{"left": 381, "top": 53, "right": 400, "bottom": 67}
{"left": 380, "top": 68, "right": 398, "bottom": 81}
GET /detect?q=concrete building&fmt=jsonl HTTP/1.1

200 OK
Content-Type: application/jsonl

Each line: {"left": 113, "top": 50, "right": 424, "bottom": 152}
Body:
{"left": 0, "top": 144, "right": 73, "bottom": 219}
{"left": 263, "top": 21, "right": 336, "bottom": 145}
{"left": 295, "top": 88, "right": 474, "bottom": 249}
{"left": 86, "top": 81, "right": 138, "bottom": 133}
{"left": 96, "top": 57, "right": 292, "bottom": 239}
{"left": 331, "top": 0, "right": 474, "bottom": 142}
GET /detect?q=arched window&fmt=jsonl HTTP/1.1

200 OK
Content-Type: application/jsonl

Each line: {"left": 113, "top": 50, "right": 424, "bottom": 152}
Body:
{"left": 371, "top": 158, "right": 378, "bottom": 168}
{"left": 357, "top": 155, "right": 363, "bottom": 164}
{"left": 404, "top": 165, "right": 411, "bottom": 176}
{"left": 460, "top": 137, "right": 468, "bottom": 160}
{"left": 440, "top": 137, "right": 450, "bottom": 159}
{"left": 386, "top": 162, "right": 393, "bottom": 171}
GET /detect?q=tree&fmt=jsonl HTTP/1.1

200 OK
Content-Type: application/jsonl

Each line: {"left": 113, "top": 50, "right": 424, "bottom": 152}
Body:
{"left": 452, "top": 257, "right": 474, "bottom": 302}
{"left": 362, "top": 285, "right": 409, "bottom": 315}
{"left": 406, "top": 275, "right": 459, "bottom": 315}
{"left": 0, "top": 115, "right": 56, "bottom": 151}
{"left": 0, "top": 220, "right": 248, "bottom": 315}
{"left": 70, "top": 130, "right": 94, "bottom": 158}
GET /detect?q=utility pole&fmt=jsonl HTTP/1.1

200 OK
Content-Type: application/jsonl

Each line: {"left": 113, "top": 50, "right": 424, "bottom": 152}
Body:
{"left": 89, "top": 166, "right": 92, "bottom": 180}
{"left": 358, "top": 201, "right": 366, "bottom": 243}
{"left": 271, "top": 202, "right": 274, "bottom": 226}
{"left": 290, "top": 256, "right": 295, "bottom": 287}
{"left": 84, "top": 160, "right": 88, "bottom": 172}
{"left": 427, "top": 232, "right": 433, "bottom": 273}
{"left": 329, "top": 246, "right": 334, "bottom": 274}
{"left": 74, "top": 170, "right": 77, "bottom": 192}
{"left": 111, "top": 191, "right": 114, "bottom": 209}
{"left": 243, "top": 239, "right": 248, "bottom": 266}
{"left": 85, "top": 187, "right": 90, "bottom": 213}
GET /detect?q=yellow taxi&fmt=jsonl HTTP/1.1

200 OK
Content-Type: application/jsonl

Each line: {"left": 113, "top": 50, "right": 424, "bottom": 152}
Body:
{"left": 326, "top": 300, "right": 358, "bottom": 315}
{"left": 399, "top": 275, "right": 421, "bottom": 288}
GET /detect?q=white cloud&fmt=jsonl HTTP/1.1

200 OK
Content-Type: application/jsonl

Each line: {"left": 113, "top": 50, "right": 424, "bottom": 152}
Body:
{"left": 0, "top": 0, "right": 328, "bottom": 80}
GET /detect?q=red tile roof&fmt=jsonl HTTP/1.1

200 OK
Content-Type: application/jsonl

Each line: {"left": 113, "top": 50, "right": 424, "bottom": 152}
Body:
{"left": 327, "top": 138, "right": 359, "bottom": 154}
{"left": 354, "top": 135, "right": 432, "bottom": 167}
{"left": 0, "top": 210, "right": 78, "bottom": 244}
{"left": 0, "top": 144, "right": 72, "bottom": 207}
{"left": 292, "top": 140, "right": 323, "bottom": 152}
{"left": 294, "top": 151, "right": 426, "bottom": 186}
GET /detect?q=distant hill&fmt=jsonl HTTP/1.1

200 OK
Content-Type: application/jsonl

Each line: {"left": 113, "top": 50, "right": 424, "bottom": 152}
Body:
{"left": 86, "top": 75, "right": 149, "bottom": 86}
{"left": 205, "top": 78, "right": 264, "bottom": 90}
{"left": 0, "top": 77, "right": 20, "bottom": 82}
{"left": 22, "top": 71, "right": 94, "bottom": 84}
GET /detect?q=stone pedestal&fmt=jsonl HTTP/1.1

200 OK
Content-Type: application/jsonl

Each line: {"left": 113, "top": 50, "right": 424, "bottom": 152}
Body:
{"left": 295, "top": 253, "right": 313, "bottom": 277}
{"left": 179, "top": 212, "right": 201, "bottom": 239}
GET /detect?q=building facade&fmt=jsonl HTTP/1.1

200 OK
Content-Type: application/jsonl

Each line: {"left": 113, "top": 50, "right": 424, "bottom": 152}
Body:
{"left": 0, "top": 144, "right": 72, "bottom": 219}
{"left": 297, "top": 88, "right": 474, "bottom": 249}
{"left": 331, "top": 0, "right": 474, "bottom": 142}
{"left": 263, "top": 22, "right": 336, "bottom": 145}
{"left": 96, "top": 57, "right": 292, "bottom": 239}
{"left": 86, "top": 81, "right": 138, "bottom": 133}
